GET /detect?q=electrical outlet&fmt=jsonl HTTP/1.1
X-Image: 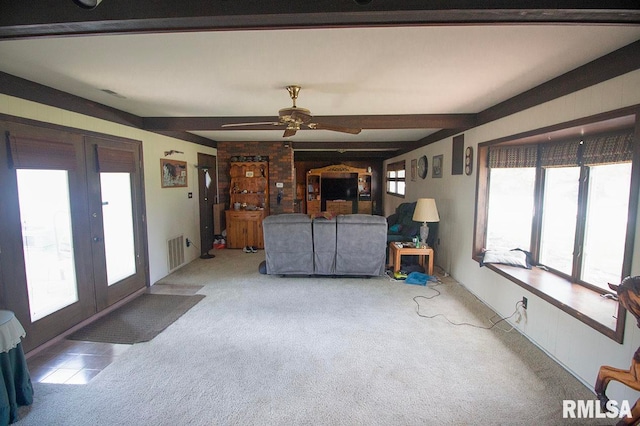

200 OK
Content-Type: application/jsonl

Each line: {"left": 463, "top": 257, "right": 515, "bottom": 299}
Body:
{"left": 186, "top": 238, "right": 191, "bottom": 247}
{"left": 522, "top": 296, "right": 528, "bottom": 310}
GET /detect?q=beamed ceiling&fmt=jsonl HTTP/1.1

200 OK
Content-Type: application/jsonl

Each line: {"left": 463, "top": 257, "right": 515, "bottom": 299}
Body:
{"left": 0, "top": 1, "right": 639, "bottom": 160}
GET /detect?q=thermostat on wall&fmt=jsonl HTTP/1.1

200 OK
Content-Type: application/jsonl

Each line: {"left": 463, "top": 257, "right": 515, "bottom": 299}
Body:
{"left": 275, "top": 182, "right": 284, "bottom": 188}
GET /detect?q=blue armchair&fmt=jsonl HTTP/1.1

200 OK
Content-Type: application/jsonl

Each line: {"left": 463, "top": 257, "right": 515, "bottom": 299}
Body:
{"left": 387, "top": 202, "right": 438, "bottom": 248}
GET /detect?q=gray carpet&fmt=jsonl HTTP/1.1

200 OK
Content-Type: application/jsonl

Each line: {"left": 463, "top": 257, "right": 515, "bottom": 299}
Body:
{"left": 19, "top": 250, "right": 600, "bottom": 425}
{"left": 68, "top": 293, "right": 206, "bottom": 344}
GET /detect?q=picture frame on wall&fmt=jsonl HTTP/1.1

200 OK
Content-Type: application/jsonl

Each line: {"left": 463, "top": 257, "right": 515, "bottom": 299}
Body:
{"left": 432, "top": 154, "right": 443, "bottom": 178}
{"left": 161, "top": 159, "right": 188, "bottom": 188}
{"left": 410, "top": 158, "right": 417, "bottom": 181}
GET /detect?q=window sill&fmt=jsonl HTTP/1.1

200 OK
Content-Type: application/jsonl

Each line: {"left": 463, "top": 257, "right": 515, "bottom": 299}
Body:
{"left": 477, "top": 259, "right": 624, "bottom": 343}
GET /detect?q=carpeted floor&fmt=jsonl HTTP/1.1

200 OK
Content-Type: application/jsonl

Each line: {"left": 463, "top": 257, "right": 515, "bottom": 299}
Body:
{"left": 18, "top": 249, "right": 601, "bottom": 425}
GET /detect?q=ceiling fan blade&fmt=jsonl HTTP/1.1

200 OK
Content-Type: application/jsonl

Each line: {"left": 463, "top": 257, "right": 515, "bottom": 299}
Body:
{"left": 221, "top": 122, "right": 281, "bottom": 128}
{"left": 283, "top": 128, "right": 297, "bottom": 138}
{"left": 308, "top": 122, "right": 362, "bottom": 135}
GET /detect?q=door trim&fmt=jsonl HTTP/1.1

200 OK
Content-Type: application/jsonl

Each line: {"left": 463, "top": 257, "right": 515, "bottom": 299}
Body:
{"left": 0, "top": 115, "right": 149, "bottom": 352}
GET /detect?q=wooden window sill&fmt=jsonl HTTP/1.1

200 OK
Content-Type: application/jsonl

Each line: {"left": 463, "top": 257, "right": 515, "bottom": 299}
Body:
{"left": 477, "top": 260, "right": 624, "bottom": 343}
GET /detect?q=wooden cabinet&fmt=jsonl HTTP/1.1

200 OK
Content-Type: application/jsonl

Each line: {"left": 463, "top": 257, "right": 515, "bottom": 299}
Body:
{"left": 229, "top": 161, "right": 269, "bottom": 213}
{"left": 307, "top": 199, "right": 321, "bottom": 215}
{"left": 225, "top": 210, "right": 266, "bottom": 249}
{"left": 306, "top": 164, "right": 372, "bottom": 215}
{"left": 358, "top": 201, "right": 372, "bottom": 214}
{"left": 227, "top": 159, "right": 269, "bottom": 249}
{"left": 326, "top": 200, "right": 353, "bottom": 215}
{"left": 357, "top": 174, "right": 372, "bottom": 214}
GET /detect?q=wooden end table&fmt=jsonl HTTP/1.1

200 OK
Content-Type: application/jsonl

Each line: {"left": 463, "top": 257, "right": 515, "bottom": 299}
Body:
{"left": 388, "top": 242, "right": 434, "bottom": 275}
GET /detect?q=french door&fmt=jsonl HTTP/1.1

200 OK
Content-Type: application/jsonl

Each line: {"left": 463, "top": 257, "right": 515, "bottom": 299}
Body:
{"left": 0, "top": 121, "right": 147, "bottom": 352}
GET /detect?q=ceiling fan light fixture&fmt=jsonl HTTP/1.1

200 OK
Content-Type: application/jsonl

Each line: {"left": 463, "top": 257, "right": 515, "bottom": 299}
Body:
{"left": 221, "top": 85, "right": 361, "bottom": 136}
{"left": 285, "top": 85, "right": 301, "bottom": 107}
{"left": 72, "top": 0, "right": 103, "bottom": 10}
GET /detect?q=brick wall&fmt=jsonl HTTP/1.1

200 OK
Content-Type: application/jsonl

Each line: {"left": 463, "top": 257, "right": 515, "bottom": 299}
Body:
{"left": 218, "top": 141, "right": 294, "bottom": 215}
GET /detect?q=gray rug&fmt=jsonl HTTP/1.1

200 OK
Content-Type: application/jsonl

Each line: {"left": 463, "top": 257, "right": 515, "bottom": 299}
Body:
{"left": 68, "top": 293, "right": 205, "bottom": 344}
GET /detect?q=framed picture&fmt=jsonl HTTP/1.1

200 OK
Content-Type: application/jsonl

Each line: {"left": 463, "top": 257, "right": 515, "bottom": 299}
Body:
{"left": 432, "top": 154, "right": 443, "bottom": 178}
{"left": 161, "top": 159, "right": 188, "bottom": 188}
{"left": 410, "top": 159, "right": 417, "bottom": 181}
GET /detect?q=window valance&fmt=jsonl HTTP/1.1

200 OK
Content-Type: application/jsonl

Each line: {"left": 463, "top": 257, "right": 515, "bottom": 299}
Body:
{"left": 488, "top": 145, "right": 538, "bottom": 168}
{"left": 489, "top": 129, "right": 634, "bottom": 169}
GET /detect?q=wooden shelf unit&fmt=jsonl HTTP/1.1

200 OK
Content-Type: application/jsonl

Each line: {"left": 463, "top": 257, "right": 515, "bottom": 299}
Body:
{"left": 306, "top": 164, "right": 372, "bottom": 215}
{"left": 227, "top": 160, "right": 269, "bottom": 249}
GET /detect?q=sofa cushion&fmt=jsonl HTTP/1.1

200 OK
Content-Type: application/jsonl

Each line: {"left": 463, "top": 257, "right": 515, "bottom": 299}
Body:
{"left": 263, "top": 214, "right": 314, "bottom": 275}
{"left": 335, "top": 214, "right": 387, "bottom": 276}
{"left": 312, "top": 217, "right": 336, "bottom": 275}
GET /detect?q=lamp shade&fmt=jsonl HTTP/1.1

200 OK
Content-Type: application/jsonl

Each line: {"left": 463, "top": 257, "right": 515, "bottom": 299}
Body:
{"left": 412, "top": 198, "right": 440, "bottom": 223}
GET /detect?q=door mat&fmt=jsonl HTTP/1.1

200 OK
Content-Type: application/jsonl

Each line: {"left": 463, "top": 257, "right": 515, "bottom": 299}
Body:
{"left": 69, "top": 293, "right": 205, "bottom": 344}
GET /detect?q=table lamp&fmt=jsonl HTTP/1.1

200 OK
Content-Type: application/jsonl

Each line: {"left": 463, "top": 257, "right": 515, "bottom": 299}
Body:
{"left": 412, "top": 198, "right": 440, "bottom": 247}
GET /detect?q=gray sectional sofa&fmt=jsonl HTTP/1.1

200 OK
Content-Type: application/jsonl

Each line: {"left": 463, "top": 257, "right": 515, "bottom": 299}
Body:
{"left": 262, "top": 213, "right": 387, "bottom": 276}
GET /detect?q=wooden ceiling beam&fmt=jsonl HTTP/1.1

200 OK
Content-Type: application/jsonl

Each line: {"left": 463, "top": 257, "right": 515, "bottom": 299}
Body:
{"left": 1, "top": 2, "right": 638, "bottom": 39}
{"left": 143, "top": 114, "right": 475, "bottom": 131}
{"left": 294, "top": 150, "right": 391, "bottom": 161}
{"left": 291, "top": 141, "right": 406, "bottom": 151}
{"left": 314, "top": 114, "right": 476, "bottom": 129}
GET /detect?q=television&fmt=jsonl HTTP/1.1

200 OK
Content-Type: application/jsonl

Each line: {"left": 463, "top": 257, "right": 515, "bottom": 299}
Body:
{"left": 321, "top": 177, "right": 358, "bottom": 201}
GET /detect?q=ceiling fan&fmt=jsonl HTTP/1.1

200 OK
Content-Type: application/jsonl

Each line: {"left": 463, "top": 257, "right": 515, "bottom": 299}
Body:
{"left": 221, "top": 85, "right": 362, "bottom": 138}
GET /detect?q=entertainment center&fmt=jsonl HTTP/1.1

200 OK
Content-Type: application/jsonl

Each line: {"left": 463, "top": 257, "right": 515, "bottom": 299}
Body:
{"left": 306, "top": 164, "right": 372, "bottom": 215}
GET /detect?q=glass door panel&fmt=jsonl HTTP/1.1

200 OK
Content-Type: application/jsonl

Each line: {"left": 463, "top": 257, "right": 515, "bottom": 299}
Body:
{"left": 100, "top": 172, "right": 136, "bottom": 286}
{"left": 16, "top": 169, "right": 78, "bottom": 322}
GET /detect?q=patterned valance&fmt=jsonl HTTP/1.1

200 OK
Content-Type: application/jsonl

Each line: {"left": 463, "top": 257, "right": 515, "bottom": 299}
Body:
{"left": 582, "top": 131, "right": 634, "bottom": 166}
{"left": 490, "top": 130, "right": 634, "bottom": 169}
{"left": 488, "top": 145, "right": 537, "bottom": 168}
{"left": 540, "top": 140, "right": 580, "bottom": 168}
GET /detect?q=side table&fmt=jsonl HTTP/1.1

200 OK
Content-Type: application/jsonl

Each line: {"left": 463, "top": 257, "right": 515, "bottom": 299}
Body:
{"left": 388, "top": 242, "right": 434, "bottom": 275}
{"left": 0, "top": 310, "right": 33, "bottom": 425}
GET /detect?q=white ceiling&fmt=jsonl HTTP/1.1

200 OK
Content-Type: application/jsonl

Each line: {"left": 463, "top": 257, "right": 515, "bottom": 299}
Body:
{"left": 0, "top": 25, "right": 639, "bottom": 144}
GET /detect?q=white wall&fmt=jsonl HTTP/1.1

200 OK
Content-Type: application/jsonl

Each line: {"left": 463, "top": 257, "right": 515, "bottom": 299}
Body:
{"left": 384, "top": 69, "right": 640, "bottom": 402}
{"left": 0, "top": 94, "right": 217, "bottom": 284}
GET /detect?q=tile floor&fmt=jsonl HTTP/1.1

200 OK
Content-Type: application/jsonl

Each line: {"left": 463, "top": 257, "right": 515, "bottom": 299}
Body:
{"left": 27, "top": 339, "right": 131, "bottom": 385}
{"left": 26, "top": 283, "right": 203, "bottom": 385}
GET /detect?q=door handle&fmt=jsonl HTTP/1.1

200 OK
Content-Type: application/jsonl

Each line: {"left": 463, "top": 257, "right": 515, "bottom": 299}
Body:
{"left": 93, "top": 236, "right": 103, "bottom": 243}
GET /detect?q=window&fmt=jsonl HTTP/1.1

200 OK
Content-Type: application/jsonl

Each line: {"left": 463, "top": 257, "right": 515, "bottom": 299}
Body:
{"left": 482, "top": 129, "right": 635, "bottom": 292}
{"left": 17, "top": 169, "right": 78, "bottom": 321}
{"left": 539, "top": 167, "right": 580, "bottom": 276}
{"left": 581, "top": 162, "right": 632, "bottom": 289}
{"left": 475, "top": 114, "right": 638, "bottom": 341}
{"left": 486, "top": 167, "right": 536, "bottom": 251}
{"left": 386, "top": 161, "right": 406, "bottom": 196}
